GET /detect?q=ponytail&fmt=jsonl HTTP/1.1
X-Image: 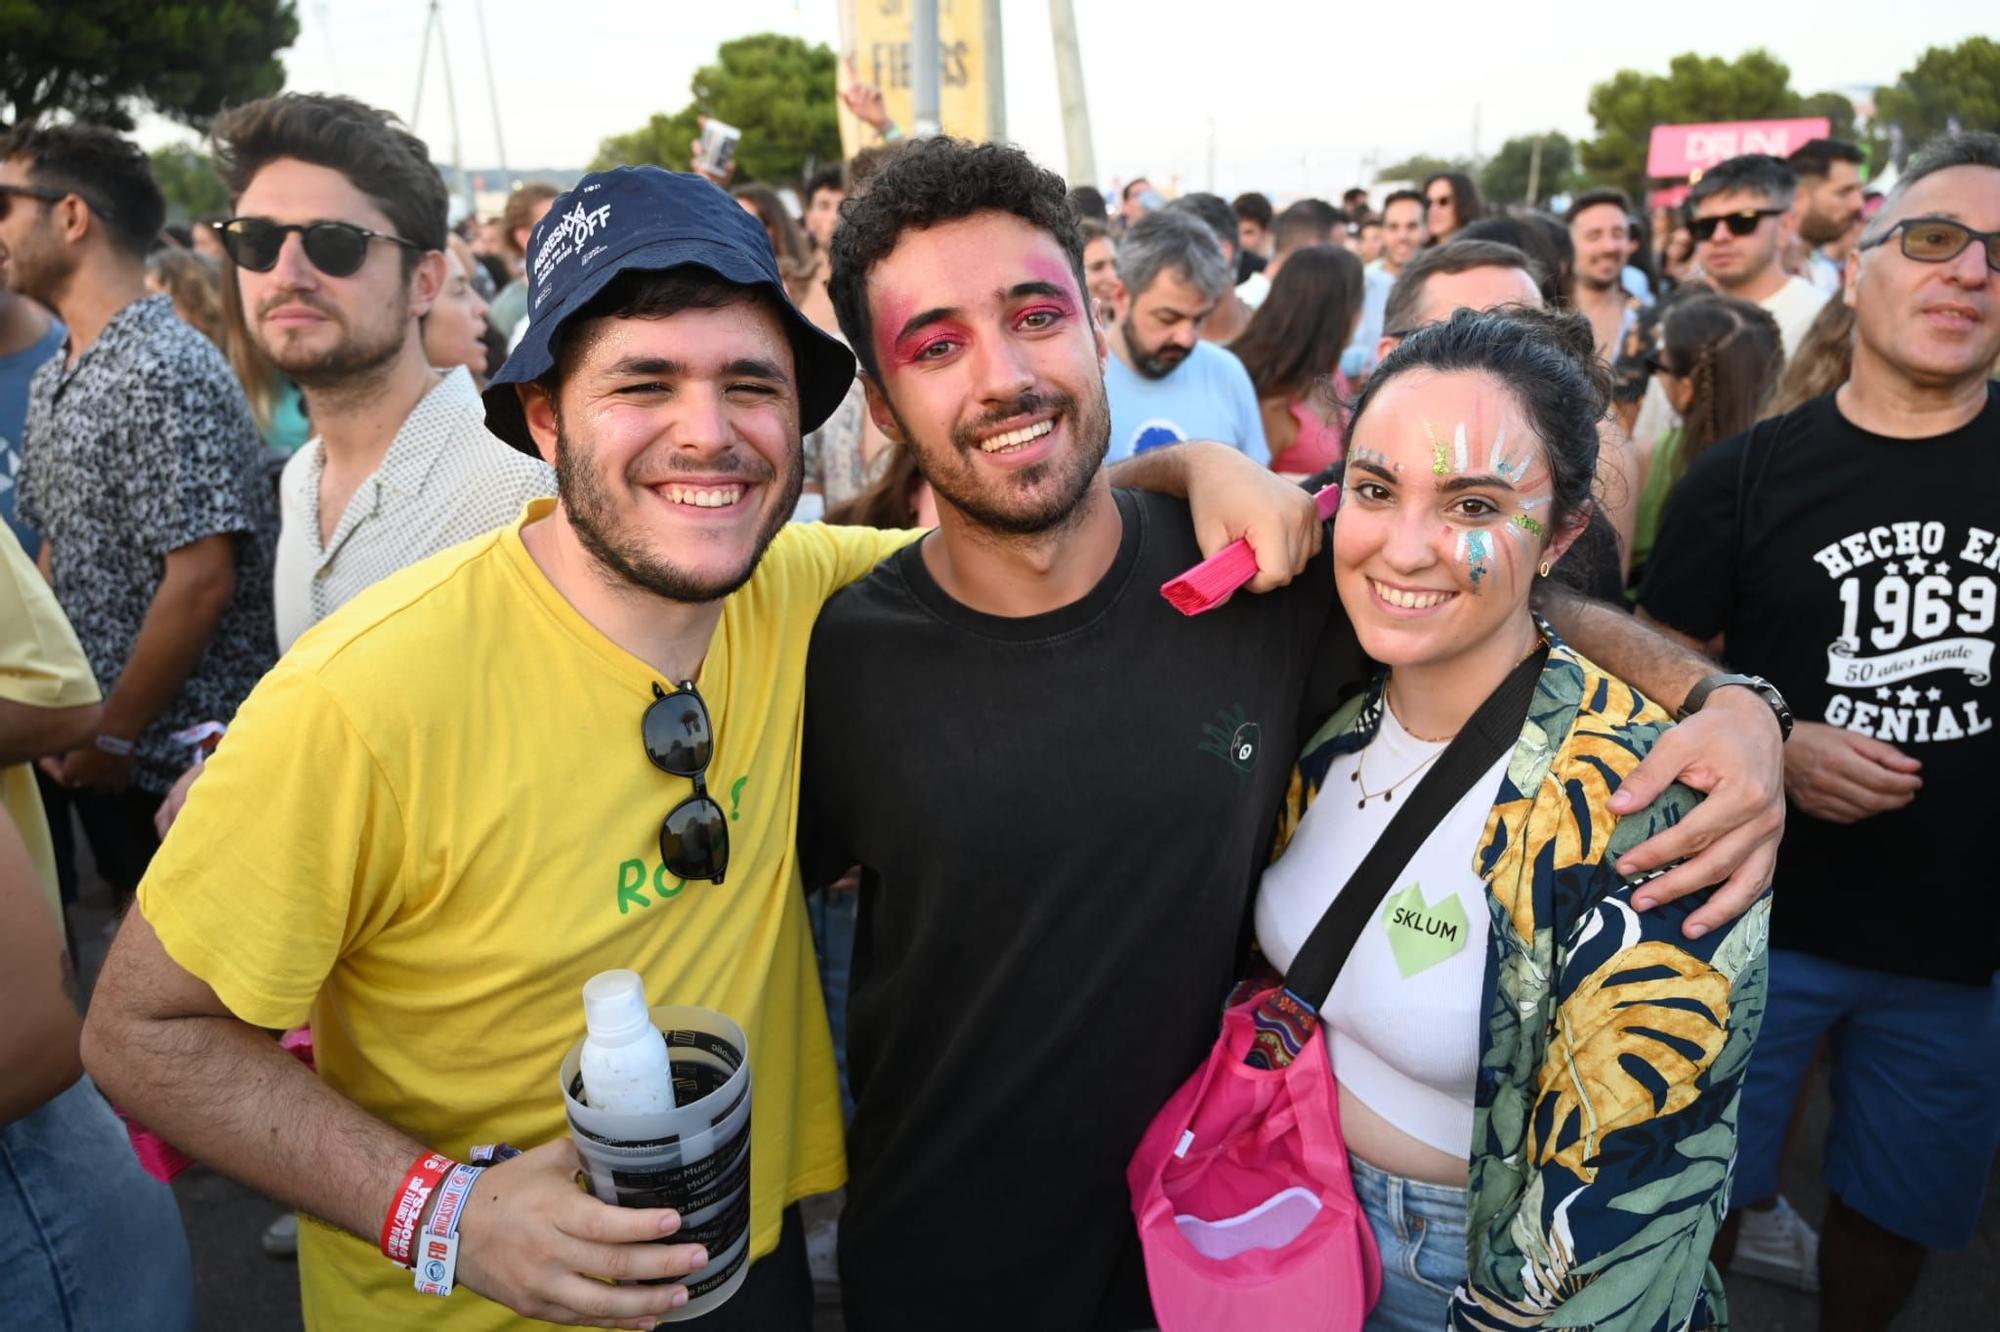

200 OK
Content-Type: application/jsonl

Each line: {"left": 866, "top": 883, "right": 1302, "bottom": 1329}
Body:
{"left": 1662, "top": 294, "right": 1783, "bottom": 478}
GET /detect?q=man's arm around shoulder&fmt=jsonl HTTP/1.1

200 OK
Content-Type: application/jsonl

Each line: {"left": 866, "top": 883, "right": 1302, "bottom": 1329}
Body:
{"left": 1537, "top": 582, "right": 1785, "bottom": 940}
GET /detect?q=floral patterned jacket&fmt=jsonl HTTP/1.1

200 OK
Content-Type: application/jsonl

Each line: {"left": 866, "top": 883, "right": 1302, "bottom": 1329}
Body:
{"left": 1275, "top": 630, "right": 1770, "bottom": 1330}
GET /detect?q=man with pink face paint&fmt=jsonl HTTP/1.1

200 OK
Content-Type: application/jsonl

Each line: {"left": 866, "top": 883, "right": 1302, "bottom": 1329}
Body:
{"left": 804, "top": 137, "right": 1789, "bottom": 1331}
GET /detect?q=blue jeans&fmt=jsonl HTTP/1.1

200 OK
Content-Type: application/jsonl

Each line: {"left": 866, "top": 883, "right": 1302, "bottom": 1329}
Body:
{"left": 1350, "top": 1153, "right": 1467, "bottom": 1332}
{"left": 808, "top": 887, "right": 857, "bottom": 1119}
{"left": 0, "top": 1075, "right": 195, "bottom": 1329}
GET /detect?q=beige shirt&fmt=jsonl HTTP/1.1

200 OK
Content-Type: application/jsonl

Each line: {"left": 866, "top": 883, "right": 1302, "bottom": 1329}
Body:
{"left": 273, "top": 368, "right": 554, "bottom": 651}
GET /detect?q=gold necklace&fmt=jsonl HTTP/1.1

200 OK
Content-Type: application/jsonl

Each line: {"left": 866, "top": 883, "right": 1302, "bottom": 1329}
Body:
{"left": 1350, "top": 744, "right": 1443, "bottom": 808}
{"left": 1351, "top": 679, "right": 1453, "bottom": 807}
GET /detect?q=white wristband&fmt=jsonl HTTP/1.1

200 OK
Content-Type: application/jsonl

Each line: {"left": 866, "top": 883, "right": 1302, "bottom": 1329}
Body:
{"left": 413, "top": 1163, "right": 483, "bottom": 1296}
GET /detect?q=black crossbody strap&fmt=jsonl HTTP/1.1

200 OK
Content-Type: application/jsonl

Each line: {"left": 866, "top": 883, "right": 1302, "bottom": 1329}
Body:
{"left": 1283, "top": 643, "right": 1549, "bottom": 1009}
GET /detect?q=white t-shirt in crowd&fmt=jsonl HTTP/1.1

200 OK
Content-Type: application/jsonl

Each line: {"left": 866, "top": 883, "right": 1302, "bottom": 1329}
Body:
{"left": 1761, "top": 274, "right": 1832, "bottom": 362}
{"left": 1236, "top": 269, "right": 1271, "bottom": 310}
{"left": 1254, "top": 701, "right": 1507, "bottom": 1158}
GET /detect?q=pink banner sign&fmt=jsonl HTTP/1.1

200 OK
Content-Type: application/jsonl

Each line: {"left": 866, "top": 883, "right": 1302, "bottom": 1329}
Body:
{"left": 1647, "top": 117, "right": 1832, "bottom": 179}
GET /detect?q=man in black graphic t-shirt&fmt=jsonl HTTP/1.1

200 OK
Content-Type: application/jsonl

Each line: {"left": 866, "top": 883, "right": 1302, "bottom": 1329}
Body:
{"left": 1640, "top": 130, "right": 2000, "bottom": 1330}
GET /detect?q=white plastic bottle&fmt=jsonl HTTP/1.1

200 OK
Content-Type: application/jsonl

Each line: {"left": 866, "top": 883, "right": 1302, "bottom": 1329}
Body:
{"left": 578, "top": 970, "right": 678, "bottom": 1114}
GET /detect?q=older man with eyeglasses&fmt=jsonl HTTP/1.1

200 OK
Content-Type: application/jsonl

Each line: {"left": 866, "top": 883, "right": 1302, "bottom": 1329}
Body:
{"left": 0, "top": 122, "right": 276, "bottom": 905}
{"left": 1640, "top": 130, "right": 2000, "bottom": 1326}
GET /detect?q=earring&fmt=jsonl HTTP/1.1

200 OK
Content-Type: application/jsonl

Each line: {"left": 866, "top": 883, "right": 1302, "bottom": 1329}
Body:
{"left": 1538, "top": 560, "right": 1553, "bottom": 578}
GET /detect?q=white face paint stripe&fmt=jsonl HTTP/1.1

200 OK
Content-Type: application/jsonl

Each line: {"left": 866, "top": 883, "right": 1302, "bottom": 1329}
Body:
{"left": 1453, "top": 420, "right": 1469, "bottom": 475}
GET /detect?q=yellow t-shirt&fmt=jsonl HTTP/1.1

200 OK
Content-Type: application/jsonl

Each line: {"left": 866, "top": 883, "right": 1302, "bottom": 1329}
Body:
{"left": 139, "top": 499, "right": 915, "bottom": 1330}
{"left": 0, "top": 523, "right": 101, "bottom": 919}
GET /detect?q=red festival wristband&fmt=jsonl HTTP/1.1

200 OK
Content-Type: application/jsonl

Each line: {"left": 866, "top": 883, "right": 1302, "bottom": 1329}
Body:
{"left": 381, "top": 1151, "right": 454, "bottom": 1267}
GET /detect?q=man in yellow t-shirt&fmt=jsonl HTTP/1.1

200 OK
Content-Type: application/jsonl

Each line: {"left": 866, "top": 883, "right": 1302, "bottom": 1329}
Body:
{"left": 0, "top": 520, "right": 102, "bottom": 922}
{"left": 82, "top": 162, "right": 1308, "bottom": 1331}
{"left": 82, "top": 167, "right": 909, "bottom": 1330}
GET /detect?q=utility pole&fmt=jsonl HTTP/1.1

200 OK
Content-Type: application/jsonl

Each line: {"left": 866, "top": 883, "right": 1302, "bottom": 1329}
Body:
{"left": 910, "top": 0, "right": 940, "bottom": 138}
{"left": 411, "top": 1, "right": 435, "bottom": 126}
{"left": 981, "top": 0, "right": 1006, "bottom": 142}
{"left": 474, "top": 0, "right": 508, "bottom": 174}
{"left": 1047, "top": 0, "right": 1096, "bottom": 186}
{"left": 431, "top": 1, "right": 471, "bottom": 220}
{"left": 1526, "top": 134, "right": 1544, "bottom": 205}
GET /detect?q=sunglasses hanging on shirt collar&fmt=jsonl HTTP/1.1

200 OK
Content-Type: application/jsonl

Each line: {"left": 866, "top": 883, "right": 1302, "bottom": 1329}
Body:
{"left": 642, "top": 681, "right": 730, "bottom": 885}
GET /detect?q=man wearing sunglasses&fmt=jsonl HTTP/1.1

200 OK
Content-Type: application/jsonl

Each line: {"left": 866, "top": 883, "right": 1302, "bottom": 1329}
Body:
{"left": 1640, "top": 130, "right": 2000, "bottom": 1328}
{"left": 1685, "top": 152, "right": 1830, "bottom": 359}
{"left": 0, "top": 123, "right": 275, "bottom": 902}
{"left": 206, "top": 94, "right": 553, "bottom": 662}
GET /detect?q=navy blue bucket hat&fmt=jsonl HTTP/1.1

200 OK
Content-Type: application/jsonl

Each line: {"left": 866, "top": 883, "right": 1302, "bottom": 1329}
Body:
{"left": 483, "top": 166, "right": 856, "bottom": 454}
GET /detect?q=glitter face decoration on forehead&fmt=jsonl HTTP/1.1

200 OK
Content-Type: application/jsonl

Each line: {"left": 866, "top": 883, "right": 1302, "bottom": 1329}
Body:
{"left": 1347, "top": 444, "right": 1400, "bottom": 474}
{"left": 1489, "top": 422, "right": 1532, "bottom": 486}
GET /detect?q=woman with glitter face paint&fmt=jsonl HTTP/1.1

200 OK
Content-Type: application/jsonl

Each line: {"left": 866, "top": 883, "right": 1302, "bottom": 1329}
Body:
{"left": 1251, "top": 307, "right": 1768, "bottom": 1330}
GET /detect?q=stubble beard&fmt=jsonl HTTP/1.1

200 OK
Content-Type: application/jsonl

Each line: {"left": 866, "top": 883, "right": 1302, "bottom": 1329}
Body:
{"left": 899, "top": 383, "right": 1111, "bottom": 538}
{"left": 1800, "top": 208, "right": 1849, "bottom": 247}
{"left": 554, "top": 424, "right": 799, "bottom": 604}
{"left": 259, "top": 293, "right": 409, "bottom": 391}
{"left": 8, "top": 224, "right": 74, "bottom": 309}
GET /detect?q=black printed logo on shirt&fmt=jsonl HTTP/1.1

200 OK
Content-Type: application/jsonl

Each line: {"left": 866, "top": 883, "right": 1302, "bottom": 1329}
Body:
{"left": 1810, "top": 520, "right": 1997, "bottom": 743}
{"left": 1197, "top": 704, "right": 1261, "bottom": 778}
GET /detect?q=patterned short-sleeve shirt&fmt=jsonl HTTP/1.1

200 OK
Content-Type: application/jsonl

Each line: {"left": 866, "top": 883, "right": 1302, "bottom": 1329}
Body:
{"left": 19, "top": 295, "right": 278, "bottom": 794}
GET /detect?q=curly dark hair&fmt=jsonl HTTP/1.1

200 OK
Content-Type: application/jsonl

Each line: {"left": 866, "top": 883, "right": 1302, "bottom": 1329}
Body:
{"left": 1352, "top": 305, "right": 1606, "bottom": 540}
{"left": 828, "top": 136, "right": 1085, "bottom": 381}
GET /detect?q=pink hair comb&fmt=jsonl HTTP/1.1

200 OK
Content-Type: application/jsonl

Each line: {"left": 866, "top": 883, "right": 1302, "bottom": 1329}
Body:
{"left": 1160, "top": 483, "right": 1341, "bottom": 616}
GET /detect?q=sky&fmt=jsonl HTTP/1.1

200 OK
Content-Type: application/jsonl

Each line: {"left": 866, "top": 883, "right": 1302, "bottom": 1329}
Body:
{"left": 135, "top": 0, "right": 1993, "bottom": 201}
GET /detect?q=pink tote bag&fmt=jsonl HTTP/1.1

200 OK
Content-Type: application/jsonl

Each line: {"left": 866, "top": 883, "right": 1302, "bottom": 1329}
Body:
{"left": 1128, "top": 986, "right": 1380, "bottom": 1332}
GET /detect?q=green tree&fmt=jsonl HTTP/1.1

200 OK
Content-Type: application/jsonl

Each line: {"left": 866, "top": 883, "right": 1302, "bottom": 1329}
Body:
{"left": 1, "top": 0, "right": 298, "bottom": 130}
{"left": 150, "top": 144, "right": 230, "bottom": 223}
{"left": 1374, "top": 154, "right": 1470, "bottom": 186}
{"left": 1479, "top": 133, "right": 1578, "bottom": 206}
{"left": 593, "top": 109, "right": 703, "bottom": 175}
{"left": 1875, "top": 37, "right": 2000, "bottom": 150}
{"left": 1797, "top": 91, "right": 1857, "bottom": 142}
{"left": 1580, "top": 49, "right": 1799, "bottom": 197}
{"left": 590, "top": 34, "right": 841, "bottom": 186}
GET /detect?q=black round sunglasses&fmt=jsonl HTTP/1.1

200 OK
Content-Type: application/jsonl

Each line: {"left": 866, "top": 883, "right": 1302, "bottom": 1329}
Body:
{"left": 211, "top": 216, "right": 422, "bottom": 278}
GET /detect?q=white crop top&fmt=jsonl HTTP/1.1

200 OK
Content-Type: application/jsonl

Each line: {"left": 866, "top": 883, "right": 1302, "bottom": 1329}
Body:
{"left": 1253, "top": 702, "right": 1507, "bottom": 1159}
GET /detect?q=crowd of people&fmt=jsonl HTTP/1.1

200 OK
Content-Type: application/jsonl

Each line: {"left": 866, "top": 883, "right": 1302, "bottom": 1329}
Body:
{"left": 0, "top": 71, "right": 1994, "bottom": 1332}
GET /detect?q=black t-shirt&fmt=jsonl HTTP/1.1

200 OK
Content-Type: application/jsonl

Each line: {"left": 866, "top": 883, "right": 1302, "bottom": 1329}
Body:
{"left": 802, "top": 489, "right": 1363, "bottom": 1331}
{"left": 1639, "top": 386, "right": 2000, "bottom": 985}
